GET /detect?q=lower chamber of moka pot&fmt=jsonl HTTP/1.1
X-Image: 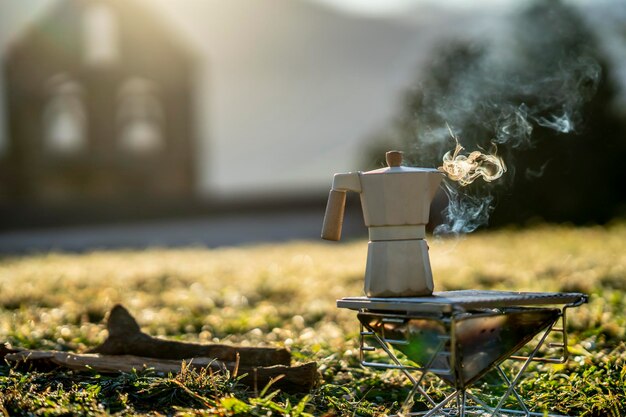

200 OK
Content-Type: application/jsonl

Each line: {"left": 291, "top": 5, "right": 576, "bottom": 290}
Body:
{"left": 364, "top": 239, "right": 434, "bottom": 297}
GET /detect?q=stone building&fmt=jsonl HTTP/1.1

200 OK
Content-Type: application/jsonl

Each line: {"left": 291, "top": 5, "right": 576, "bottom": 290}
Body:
{"left": 1, "top": 0, "right": 196, "bottom": 212}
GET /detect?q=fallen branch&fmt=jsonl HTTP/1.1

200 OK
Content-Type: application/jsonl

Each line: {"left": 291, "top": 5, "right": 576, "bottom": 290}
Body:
{"left": 88, "top": 304, "right": 291, "bottom": 367}
{"left": 1, "top": 305, "right": 318, "bottom": 392}
{"left": 1, "top": 343, "right": 20, "bottom": 355}
{"left": 5, "top": 350, "right": 318, "bottom": 393}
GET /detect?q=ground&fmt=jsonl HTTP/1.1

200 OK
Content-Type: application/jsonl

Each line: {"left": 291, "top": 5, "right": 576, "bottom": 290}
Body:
{"left": 0, "top": 223, "right": 625, "bottom": 416}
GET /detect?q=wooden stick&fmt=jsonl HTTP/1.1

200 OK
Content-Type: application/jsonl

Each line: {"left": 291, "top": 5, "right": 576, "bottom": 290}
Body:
{"left": 0, "top": 342, "right": 21, "bottom": 359}
{"left": 88, "top": 304, "right": 291, "bottom": 367}
{"left": 5, "top": 350, "right": 318, "bottom": 393}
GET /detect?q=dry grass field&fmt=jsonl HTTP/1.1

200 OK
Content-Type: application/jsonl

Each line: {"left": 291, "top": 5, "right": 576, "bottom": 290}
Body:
{"left": 0, "top": 223, "right": 625, "bottom": 416}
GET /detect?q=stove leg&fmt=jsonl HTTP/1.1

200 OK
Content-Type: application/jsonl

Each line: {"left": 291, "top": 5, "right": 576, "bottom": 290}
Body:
{"left": 465, "top": 391, "right": 508, "bottom": 417}
{"left": 366, "top": 326, "right": 445, "bottom": 410}
{"left": 420, "top": 391, "right": 459, "bottom": 417}
{"left": 496, "top": 365, "right": 530, "bottom": 415}
{"left": 457, "top": 390, "right": 466, "bottom": 417}
{"left": 489, "top": 320, "right": 556, "bottom": 417}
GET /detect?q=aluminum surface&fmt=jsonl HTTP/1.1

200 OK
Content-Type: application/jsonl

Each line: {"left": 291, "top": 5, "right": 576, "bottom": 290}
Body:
{"left": 338, "top": 290, "right": 587, "bottom": 313}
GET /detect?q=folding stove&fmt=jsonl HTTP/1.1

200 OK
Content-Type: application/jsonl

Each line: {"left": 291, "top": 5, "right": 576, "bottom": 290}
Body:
{"left": 337, "top": 290, "right": 587, "bottom": 417}
{"left": 321, "top": 151, "right": 589, "bottom": 416}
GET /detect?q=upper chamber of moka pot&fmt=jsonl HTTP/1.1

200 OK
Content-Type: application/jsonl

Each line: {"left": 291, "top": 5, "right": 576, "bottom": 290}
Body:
{"left": 321, "top": 151, "right": 444, "bottom": 242}
{"left": 339, "top": 151, "right": 442, "bottom": 229}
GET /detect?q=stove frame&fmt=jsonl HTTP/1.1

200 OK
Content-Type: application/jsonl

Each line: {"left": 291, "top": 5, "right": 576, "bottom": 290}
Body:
{"left": 337, "top": 290, "right": 588, "bottom": 417}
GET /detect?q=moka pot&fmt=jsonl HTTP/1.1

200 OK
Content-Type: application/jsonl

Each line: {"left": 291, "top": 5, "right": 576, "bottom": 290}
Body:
{"left": 321, "top": 151, "right": 443, "bottom": 297}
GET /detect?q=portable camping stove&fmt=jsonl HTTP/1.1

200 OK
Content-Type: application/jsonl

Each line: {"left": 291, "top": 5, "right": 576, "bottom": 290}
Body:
{"left": 322, "top": 151, "right": 589, "bottom": 416}
{"left": 337, "top": 290, "right": 588, "bottom": 417}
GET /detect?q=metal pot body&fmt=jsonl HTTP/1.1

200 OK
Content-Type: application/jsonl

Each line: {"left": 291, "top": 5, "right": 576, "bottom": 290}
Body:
{"left": 321, "top": 151, "right": 444, "bottom": 297}
{"left": 359, "top": 171, "right": 442, "bottom": 227}
{"left": 364, "top": 239, "right": 434, "bottom": 297}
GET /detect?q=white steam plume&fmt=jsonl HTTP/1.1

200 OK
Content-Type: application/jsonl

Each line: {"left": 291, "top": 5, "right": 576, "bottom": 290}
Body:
{"left": 406, "top": 2, "right": 603, "bottom": 235}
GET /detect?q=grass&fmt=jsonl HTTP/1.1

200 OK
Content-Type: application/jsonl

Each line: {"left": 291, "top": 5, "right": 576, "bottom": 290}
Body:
{"left": 0, "top": 222, "right": 625, "bottom": 416}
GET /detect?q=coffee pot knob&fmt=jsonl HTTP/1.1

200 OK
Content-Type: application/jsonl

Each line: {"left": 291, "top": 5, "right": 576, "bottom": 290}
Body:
{"left": 386, "top": 150, "right": 403, "bottom": 167}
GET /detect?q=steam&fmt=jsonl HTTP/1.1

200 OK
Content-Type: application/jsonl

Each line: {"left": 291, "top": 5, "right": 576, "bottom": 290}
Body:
{"left": 439, "top": 126, "right": 506, "bottom": 186}
{"left": 494, "top": 104, "right": 533, "bottom": 147}
{"left": 535, "top": 113, "right": 574, "bottom": 133}
{"left": 435, "top": 183, "right": 493, "bottom": 235}
{"left": 435, "top": 129, "right": 505, "bottom": 234}
{"left": 406, "top": 2, "right": 602, "bottom": 235}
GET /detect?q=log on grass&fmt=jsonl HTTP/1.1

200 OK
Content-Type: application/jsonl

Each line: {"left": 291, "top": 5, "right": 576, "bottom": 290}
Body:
{"left": 89, "top": 304, "right": 291, "bottom": 367}
{"left": 1, "top": 343, "right": 21, "bottom": 358}
{"left": 5, "top": 350, "right": 318, "bottom": 392}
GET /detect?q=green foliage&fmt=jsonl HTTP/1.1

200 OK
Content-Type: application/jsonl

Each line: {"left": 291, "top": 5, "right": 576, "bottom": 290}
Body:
{"left": 0, "top": 223, "right": 625, "bottom": 415}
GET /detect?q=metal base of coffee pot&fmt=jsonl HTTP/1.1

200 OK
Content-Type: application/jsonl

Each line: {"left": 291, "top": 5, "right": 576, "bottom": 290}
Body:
{"left": 365, "top": 239, "right": 434, "bottom": 297}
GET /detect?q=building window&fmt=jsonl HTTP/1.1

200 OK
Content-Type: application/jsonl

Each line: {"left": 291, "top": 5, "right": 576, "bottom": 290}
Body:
{"left": 117, "top": 78, "right": 164, "bottom": 154}
{"left": 43, "top": 74, "right": 87, "bottom": 154}
{"left": 83, "top": 3, "right": 119, "bottom": 66}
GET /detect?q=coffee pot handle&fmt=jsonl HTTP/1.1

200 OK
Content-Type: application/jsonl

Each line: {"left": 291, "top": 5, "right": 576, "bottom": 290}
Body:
{"left": 321, "top": 172, "right": 361, "bottom": 241}
{"left": 321, "top": 189, "right": 347, "bottom": 241}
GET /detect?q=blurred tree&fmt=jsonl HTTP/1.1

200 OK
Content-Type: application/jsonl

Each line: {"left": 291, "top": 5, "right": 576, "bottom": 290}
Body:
{"left": 366, "top": 0, "right": 626, "bottom": 227}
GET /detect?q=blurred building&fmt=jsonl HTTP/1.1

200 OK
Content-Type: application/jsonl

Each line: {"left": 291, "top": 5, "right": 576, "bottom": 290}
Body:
{"left": 4, "top": 0, "right": 621, "bottom": 232}
{"left": 1, "top": 0, "right": 434, "bottom": 229}
{"left": 1, "top": 0, "right": 195, "bottom": 209}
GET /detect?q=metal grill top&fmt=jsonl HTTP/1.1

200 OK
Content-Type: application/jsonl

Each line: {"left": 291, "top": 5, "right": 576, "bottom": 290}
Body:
{"left": 337, "top": 290, "right": 588, "bottom": 313}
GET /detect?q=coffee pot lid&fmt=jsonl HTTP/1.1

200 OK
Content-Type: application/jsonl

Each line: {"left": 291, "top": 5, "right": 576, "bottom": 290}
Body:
{"left": 363, "top": 151, "right": 440, "bottom": 175}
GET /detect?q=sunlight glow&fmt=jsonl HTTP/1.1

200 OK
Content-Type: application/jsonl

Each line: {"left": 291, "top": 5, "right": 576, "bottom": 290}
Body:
{"left": 311, "top": 0, "right": 420, "bottom": 15}
{"left": 309, "top": 0, "right": 520, "bottom": 15}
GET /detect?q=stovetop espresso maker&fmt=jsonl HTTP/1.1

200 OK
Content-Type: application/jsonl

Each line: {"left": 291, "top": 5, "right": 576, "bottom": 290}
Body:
{"left": 321, "top": 151, "right": 443, "bottom": 297}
